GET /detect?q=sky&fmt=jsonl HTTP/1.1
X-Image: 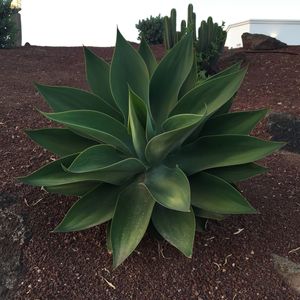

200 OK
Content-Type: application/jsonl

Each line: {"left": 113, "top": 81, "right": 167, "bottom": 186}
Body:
{"left": 21, "top": 0, "right": 300, "bottom": 47}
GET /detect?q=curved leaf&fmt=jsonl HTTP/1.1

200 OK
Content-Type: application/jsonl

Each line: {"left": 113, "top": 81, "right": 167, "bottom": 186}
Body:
{"left": 144, "top": 165, "right": 190, "bottom": 212}
{"left": 54, "top": 184, "right": 119, "bottom": 232}
{"left": 42, "top": 110, "right": 133, "bottom": 154}
{"left": 149, "top": 32, "right": 194, "bottom": 126}
{"left": 45, "top": 181, "right": 99, "bottom": 196}
{"left": 206, "top": 163, "right": 267, "bottom": 183}
{"left": 204, "top": 62, "right": 241, "bottom": 83}
{"left": 68, "top": 144, "right": 127, "bottom": 172}
{"left": 178, "top": 53, "right": 197, "bottom": 99}
{"left": 106, "top": 222, "right": 112, "bottom": 253}
{"left": 211, "top": 98, "right": 234, "bottom": 117}
{"left": 138, "top": 36, "right": 157, "bottom": 77}
{"left": 152, "top": 204, "right": 195, "bottom": 257}
{"left": 201, "top": 109, "right": 268, "bottom": 136}
{"left": 111, "top": 183, "right": 155, "bottom": 268}
{"left": 209, "top": 63, "right": 243, "bottom": 117}
{"left": 190, "top": 172, "right": 256, "bottom": 214}
{"left": 110, "top": 29, "right": 149, "bottom": 122}
{"left": 67, "top": 145, "right": 145, "bottom": 175}
{"left": 170, "top": 135, "right": 284, "bottom": 175}
{"left": 26, "top": 128, "right": 97, "bottom": 156}
{"left": 35, "top": 84, "right": 122, "bottom": 121}
{"left": 171, "top": 68, "right": 247, "bottom": 116}
{"left": 145, "top": 111, "right": 206, "bottom": 164}
{"left": 19, "top": 152, "right": 144, "bottom": 186}
{"left": 83, "top": 46, "right": 119, "bottom": 110}
{"left": 128, "top": 90, "right": 147, "bottom": 160}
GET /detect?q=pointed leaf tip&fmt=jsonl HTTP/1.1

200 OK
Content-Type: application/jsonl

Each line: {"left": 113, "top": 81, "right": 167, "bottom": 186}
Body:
{"left": 110, "top": 28, "right": 149, "bottom": 123}
{"left": 111, "top": 183, "right": 154, "bottom": 268}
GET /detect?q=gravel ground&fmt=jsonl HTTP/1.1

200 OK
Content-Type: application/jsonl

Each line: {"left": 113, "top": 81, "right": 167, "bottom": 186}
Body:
{"left": 0, "top": 44, "right": 299, "bottom": 299}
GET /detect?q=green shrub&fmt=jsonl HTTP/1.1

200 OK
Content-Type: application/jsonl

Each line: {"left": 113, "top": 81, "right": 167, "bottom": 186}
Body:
{"left": 0, "top": 0, "right": 18, "bottom": 48}
{"left": 20, "top": 30, "right": 283, "bottom": 268}
{"left": 136, "top": 15, "right": 164, "bottom": 45}
{"left": 163, "top": 4, "right": 227, "bottom": 76}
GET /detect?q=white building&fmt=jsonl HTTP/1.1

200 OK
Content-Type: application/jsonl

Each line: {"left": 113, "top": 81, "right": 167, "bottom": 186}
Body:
{"left": 225, "top": 19, "right": 300, "bottom": 48}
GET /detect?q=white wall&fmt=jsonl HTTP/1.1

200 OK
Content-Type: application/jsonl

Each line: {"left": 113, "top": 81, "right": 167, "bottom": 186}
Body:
{"left": 226, "top": 20, "right": 300, "bottom": 48}
{"left": 250, "top": 21, "right": 300, "bottom": 45}
{"left": 225, "top": 22, "right": 250, "bottom": 48}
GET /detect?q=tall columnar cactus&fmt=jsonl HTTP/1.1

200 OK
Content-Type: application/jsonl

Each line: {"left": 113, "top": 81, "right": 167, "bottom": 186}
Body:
{"left": 187, "top": 4, "right": 196, "bottom": 41}
{"left": 163, "top": 7, "right": 187, "bottom": 50}
{"left": 196, "top": 17, "right": 227, "bottom": 75}
{"left": 163, "top": 4, "right": 227, "bottom": 76}
{"left": 170, "top": 8, "right": 177, "bottom": 46}
{"left": 164, "top": 3, "right": 197, "bottom": 50}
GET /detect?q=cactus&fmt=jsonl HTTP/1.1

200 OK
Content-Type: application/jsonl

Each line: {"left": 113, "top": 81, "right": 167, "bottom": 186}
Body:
{"left": 163, "top": 17, "right": 170, "bottom": 49}
{"left": 192, "top": 12, "right": 196, "bottom": 41}
{"left": 196, "top": 17, "right": 227, "bottom": 75}
{"left": 163, "top": 9, "right": 178, "bottom": 49}
{"left": 170, "top": 9, "right": 177, "bottom": 46}
{"left": 187, "top": 4, "right": 193, "bottom": 27}
{"left": 181, "top": 20, "right": 187, "bottom": 34}
{"left": 164, "top": 6, "right": 192, "bottom": 50}
{"left": 163, "top": 4, "right": 227, "bottom": 76}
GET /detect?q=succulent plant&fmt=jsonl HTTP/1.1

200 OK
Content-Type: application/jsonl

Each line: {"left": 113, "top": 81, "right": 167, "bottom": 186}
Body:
{"left": 163, "top": 4, "right": 227, "bottom": 76}
{"left": 20, "top": 30, "right": 283, "bottom": 268}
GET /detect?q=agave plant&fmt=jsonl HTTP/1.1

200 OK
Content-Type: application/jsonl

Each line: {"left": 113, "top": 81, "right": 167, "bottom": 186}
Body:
{"left": 20, "top": 30, "right": 283, "bottom": 268}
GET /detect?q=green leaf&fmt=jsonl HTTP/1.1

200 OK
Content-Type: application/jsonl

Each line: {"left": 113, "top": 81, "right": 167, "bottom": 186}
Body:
{"left": 170, "top": 135, "right": 284, "bottom": 175}
{"left": 206, "top": 163, "right": 267, "bottom": 183}
{"left": 68, "top": 144, "right": 126, "bottom": 172}
{"left": 195, "top": 63, "right": 242, "bottom": 89}
{"left": 205, "top": 62, "right": 241, "bottom": 82}
{"left": 190, "top": 172, "right": 256, "bottom": 214}
{"left": 149, "top": 32, "right": 194, "bottom": 126}
{"left": 111, "top": 183, "right": 155, "bottom": 268}
{"left": 178, "top": 53, "right": 197, "bottom": 99}
{"left": 45, "top": 181, "right": 99, "bottom": 196}
{"left": 144, "top": 165, "right": 190, "bottom": 212}
{"left": 26, "top": 128, "right": 97, "bottom": 156}
{"left": 152, "top": 205, "right": 195, "bottom": 257}
{"left": 42, "top": 110, "right": 133, "bottom": 154}
{"left": 83, "top": 46, "right": 119, "bottom": 110}
{"left": 201, "top": 109, "right": 268, "bottom": 136}
{"left": 35, "top": 84, "right": 122, "bottom": 122}
{"left": 128, "top": 90, "right": 147, "bottom": 160}
{"left": 18, "top": 154, "right": 76, "bottom": 186}
{"left": 193, "top": 207, "right": 225, "bottom": 221}
{"left": 54, "top": 184, "right": 119, "bottom": 232}
{"left": 146, "top": 114, "right": 155, "bottom": 141}
{"left": 145, "top": 111, "right": 206, "bottom": 164}
{"left": 138, "top": 36, "right": 157, "bottom": 77}
{"left": 110, "top": 29, "right": 149, "bottom": 122}
{"left": 212, "top": 98, "right": 233, "bottom": 117}
{"left": 171, "top": 68, "right": 247, "bottom": 116}
{"left": 106, "top": 222, "right": 112, "bottom": 253}
{"left": 19, "top": 152, "right": 144, "bottom": 186}
{"left": 67, "top": 144, "right": 145, "bottom": 175}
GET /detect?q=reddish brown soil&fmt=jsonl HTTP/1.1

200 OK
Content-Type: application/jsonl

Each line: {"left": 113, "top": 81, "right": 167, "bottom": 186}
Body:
{"left": 1, "top": 45, "right": 300, "bottom": 299}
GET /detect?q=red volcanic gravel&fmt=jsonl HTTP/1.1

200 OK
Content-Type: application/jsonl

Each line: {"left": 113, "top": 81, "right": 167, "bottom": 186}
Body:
{"left": 0, "top": 44, "right": 299, "bottom": 299}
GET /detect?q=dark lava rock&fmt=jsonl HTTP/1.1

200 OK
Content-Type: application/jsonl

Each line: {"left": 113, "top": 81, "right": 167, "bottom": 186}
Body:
{"left": 242, "top": 33, "right": 287, "bottom": 50}
{"left": 267, "top": 112, "right": 300, "bottom": 153}
{"left": 0, "top": 194, "right": 25, "bottom": 299}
